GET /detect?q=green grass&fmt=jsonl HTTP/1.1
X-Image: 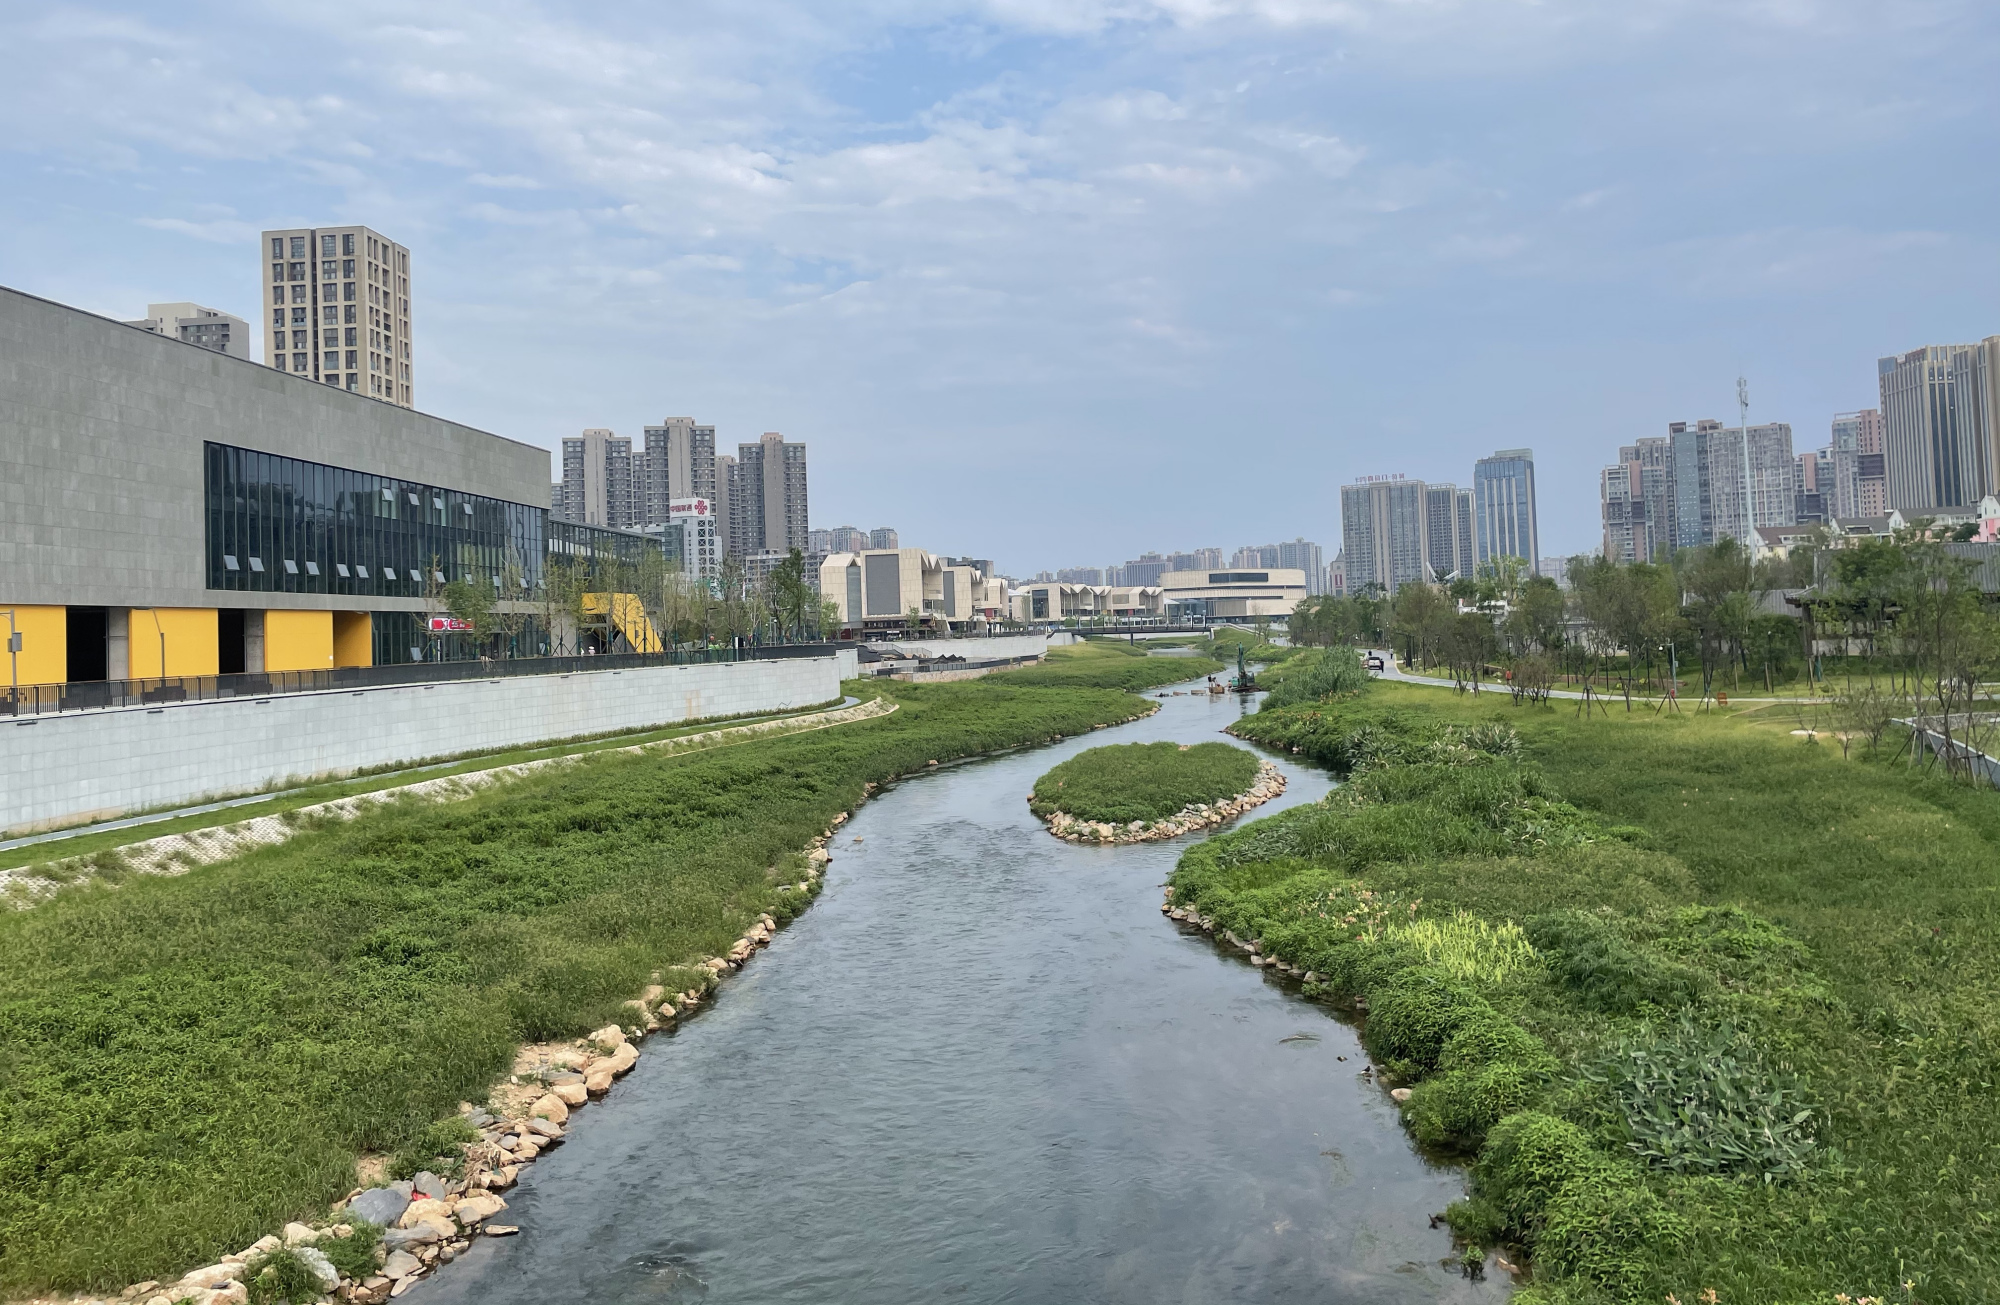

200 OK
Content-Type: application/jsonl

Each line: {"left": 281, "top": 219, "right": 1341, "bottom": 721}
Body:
{"left": 1029, "top": 741, "right": 1260, "bottom": 824}
{"left": 0, "top": 677, "right": 1150, "bottom": 1292}
{"left": 992, "top": 639, "right": 1224, "bottom": 691}
{"left": 1197, "top": 682, "right": 2000, "bottom": 1303}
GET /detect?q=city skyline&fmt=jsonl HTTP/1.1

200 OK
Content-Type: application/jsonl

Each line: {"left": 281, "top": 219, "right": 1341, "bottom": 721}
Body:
{"left": 4, "top": 2, "right": 1995, "bottom": 569}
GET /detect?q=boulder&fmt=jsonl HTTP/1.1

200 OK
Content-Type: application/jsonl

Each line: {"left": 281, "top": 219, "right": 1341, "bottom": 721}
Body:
{"left": 292, "top": 1246, "right": 341, "bottom": 1292}
{"left": 552, "top": 1082, "right": 588, "bottom": 1106}
{"left": 281, "top": 1222, "right": 318, "bottom": 1245}
{"left": 400, "top": 1197, "right": 453, "bottom": 1227}
{"left": 1390, "top": 1087, "right": 1413, "bottom": 1103}
{"left": 411, "top": 1170, "right": 450, "bottom": 1200}
{"left": 348, "top": 1183, "right": 414, "bottom": 1228}
{"left": 454, "top": 1193, "right": 508, "bottom": 1225}
{"left": 584, "top": 1066, "right": 616, "bottom": 1095}
{"left": 604, "top": 1042, "right": 640, "bottom": 1076}
{"left": 176, "top": 1263, "right": 244, "bottom": 1291}
{"left": 383, "top": 1223, "right": 447, "bottom": 1249}
{"left": 589, "top": 1023, "right": 627, "bottom": 1051}
{"left": 381, "top": 1250, "right": 424, "bottom": 1280}
{"left": 522, "top": 1117, "right": 564, "bottom": 1139}
{"left": 529, "top": 1093, "right": 570, "bottom": 1124}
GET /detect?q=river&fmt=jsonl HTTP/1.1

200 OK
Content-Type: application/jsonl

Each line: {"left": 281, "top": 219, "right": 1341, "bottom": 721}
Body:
{"left": 415, "top": 680, "right": 1509, "bottom": 1304}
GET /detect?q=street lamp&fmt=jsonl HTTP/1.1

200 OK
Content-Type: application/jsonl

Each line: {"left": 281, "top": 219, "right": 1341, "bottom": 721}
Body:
{"left": 1, "top": 608, "right": 19, "bottom": 709}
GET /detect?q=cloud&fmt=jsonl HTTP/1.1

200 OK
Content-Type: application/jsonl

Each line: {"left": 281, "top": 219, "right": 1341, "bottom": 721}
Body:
{"left": 135, "top": 215, "right": 260, "bottom": 243}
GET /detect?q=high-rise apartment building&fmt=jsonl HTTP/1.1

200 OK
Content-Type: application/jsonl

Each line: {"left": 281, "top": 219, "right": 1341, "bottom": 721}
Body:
{"left": 1605, "top": 419, "right": 1796, "bottom": 560}
{"left": 1830, "top": 409, "right": 1886, "bottom": 518}
{"left": 1795, "top": 446, "right": 1835, "bottom": 524}
{"left": 1277, "top": 539, "right": 1325, "bottom": 595}
{"left": 1230, "top": 545, "right": 1280, "bottom": 569}
{"left": 1118, "top": 553, "right": 1168, "bottom": 587}
{"left": 868, "top": 527, "right": 900, "bottom": 551}
{"left": 1421, "top": 485, "right": 1475, "bottom": 581}
{"left": 726, "top": 432, "right": 809, "bottom": 559}
{"left": 1599, "top": 437, "right": 1674, "bottom": 563}
{"left": 1057, "top": 566, "right": 1105, "bottom": 584}
{"left": 1167, "top": 548, "right": 1223, "bottom": 572}
{"left": 1879, "top": 339, "right": 2000, "bottom": 511}
{"left": 640, "top": 417, "right": 717, "bottom": 526}
{"left": 260, "top": 226, "right": 411, "bottom": 406}
{"left": 124, "top": 302, "right": 250, "bottom": 358}
{"left": 1340, "top": 477, "right": 1428, "bottom": 594}
{"left": 1708, "top": 422, "right": 1797, "bottom": 543}
{"left": 1471, "top": 449, "right": 1539, "bottom": 574}
{"left": 556, "top": 428, "right": 639, "bottom": 528}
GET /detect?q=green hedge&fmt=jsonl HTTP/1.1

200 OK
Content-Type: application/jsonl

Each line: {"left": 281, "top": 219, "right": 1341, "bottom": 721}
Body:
{"left": 1029, "top": 741, "right": 1259, "bottom": 824}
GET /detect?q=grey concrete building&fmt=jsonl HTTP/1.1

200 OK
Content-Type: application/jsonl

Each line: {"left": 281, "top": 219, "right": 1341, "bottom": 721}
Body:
{"left": 1340, "top": 477, "right": 1427, "bottom": 594}
{"left": 1, "top": 283, "right": 549, "bottom": 684}
{"left": 260, "top": 225, "right": 412, "bottom": 406}
{"left": 1880, "top": 339, "right": 2000, "bottom": 511}
{"left": 124, "top": 302, "right": 250, "bottom": 359}
{"left": 640, "top": 417, "right": 716, "bottom": 525}
{"left": 727, "top": 432, "right": 809, "bottom": 560}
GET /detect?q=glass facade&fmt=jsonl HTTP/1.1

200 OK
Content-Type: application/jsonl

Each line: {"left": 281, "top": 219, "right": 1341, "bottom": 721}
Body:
{"left": 204, "top": 441, "right": 544, "bottom": 598}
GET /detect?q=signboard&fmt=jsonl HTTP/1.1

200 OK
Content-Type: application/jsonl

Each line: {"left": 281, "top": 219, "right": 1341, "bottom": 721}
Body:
{"left": 427, "top": 617, "right": 473, "bottom": 632}
{"left": 668, "top": 497, "right": 711, "bottom": 517}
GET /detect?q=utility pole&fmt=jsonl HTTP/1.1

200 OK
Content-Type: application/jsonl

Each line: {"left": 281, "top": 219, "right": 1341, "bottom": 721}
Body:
{"left": 1737, "top": 375, "right": 1758, "bottom": 554}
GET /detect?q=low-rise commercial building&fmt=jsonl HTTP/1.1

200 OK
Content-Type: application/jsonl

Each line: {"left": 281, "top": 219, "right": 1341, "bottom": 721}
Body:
{"left": 0, "top": 283, "right": 656, "bottom": 689}
{"left": 1158, "top": 568, "right": 1307, "bottom": 620}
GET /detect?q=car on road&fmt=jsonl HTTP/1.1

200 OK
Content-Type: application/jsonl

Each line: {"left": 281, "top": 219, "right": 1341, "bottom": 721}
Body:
{"left": 1364, "top": 655, "right": 1386, "bottom": 671}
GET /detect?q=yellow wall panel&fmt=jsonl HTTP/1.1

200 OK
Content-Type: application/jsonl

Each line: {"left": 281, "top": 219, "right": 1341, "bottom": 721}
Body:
{"left": 127, "top": 609, "right": 220, "bottom": 678}
{"left": 0, "top": 606, "right": 66, "bottom": 687}
{"left": 332, "top": 612, "right": 372, "bottom": 668}
{"left": 265, "top": 610, "right": 334, "bottom": 672}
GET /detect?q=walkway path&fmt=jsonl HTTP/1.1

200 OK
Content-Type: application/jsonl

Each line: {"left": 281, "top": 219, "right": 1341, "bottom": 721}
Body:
{"left": 1363, "top": 649, "right": 1830, "bottom": 707}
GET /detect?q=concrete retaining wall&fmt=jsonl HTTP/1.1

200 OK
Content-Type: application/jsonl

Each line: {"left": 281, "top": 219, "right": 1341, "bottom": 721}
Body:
{"left": 3, "top": 654, "right": 848, "bottom": 833}
{"left": 870, "top": 633, "right": 1049, "bottom": 661}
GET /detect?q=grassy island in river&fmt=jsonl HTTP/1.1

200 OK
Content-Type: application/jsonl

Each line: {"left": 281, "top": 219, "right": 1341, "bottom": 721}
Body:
{"left": 1031, "top": 741, "right": 1260, "bottom": 825}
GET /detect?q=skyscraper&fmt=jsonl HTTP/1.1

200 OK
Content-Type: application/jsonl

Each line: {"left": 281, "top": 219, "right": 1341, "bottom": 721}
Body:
{"left": 1276, "top": 539, "right": 1325, "bottom": 595}
{"left": 1707, "top": 422, "right": 1797, "bottom": 543}
{"left": 1471, "top": 449, "right": 1540, "bottom": 575}
{"left": 1879, "top": 339, "right": 2000, "bottom": 511}
{"left": 1597, "top": 437, "right": 1673, "bottom": 562}
{"left": 556, "top": 428, "right": 641, "bottom": 528}
{"left": 1340, "top": 477, "right": 1428, "bottom": 594}
{"left": 259, "top": 225, "right": 411, "bottom": 405}
{"left": 868, "top": 527, "right": 900, "bottom": 551}
{"left": 726, "top": 432, "right": 809, "bottom": 559}
{"left": 1830, "top": 409, "right": 1886, "bottom": 518}
{"left": 1421, "top": 485, "right": 1474, "bottom": 581}
{"left": 640, "top": 417, "right": 716, "bottom": 526}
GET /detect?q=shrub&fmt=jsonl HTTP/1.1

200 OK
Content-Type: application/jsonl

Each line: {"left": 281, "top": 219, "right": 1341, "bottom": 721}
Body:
{"left": 242, "top": 1247, "right": 329, "bottom": 1305}
{"left": 1439, "top": 1018, "right": 1552, "bottom": 1074}
{"left": 1408, "top": 1062, "right": 1539, "bottom": 1150}
{"left": 1525, "top": 911, "right": 1709, "bottom": 1013}
{"left": 1473, "top": 1111, "right": 1613, "bottom": 1240}
{"left": 1537, "top": 1177, "right": 1690, "bottom": 1302}
{"left": 1259, "top": 647, "right": 1369, "bottom": 709}
{"left": 317, "top": 1221, "right": 382, "bottom": 1281}
{"left": 1362, "top": 967, "right": 1498, "bottom": 1077}
{"left": 387, "top": 1114, "right": 480, "bottom": 1182}
{"left": 1593, "top": 1011, "right": 1818, "bottom": 1181}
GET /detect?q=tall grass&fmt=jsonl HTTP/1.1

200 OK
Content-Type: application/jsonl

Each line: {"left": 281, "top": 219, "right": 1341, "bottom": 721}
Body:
{"left": 1177, "top": 682, "right": 2000, "bottom": 1303}
{"left": 0, "top": 678, "right": 1148, "bottom": 1291}
{"left": 1029, "top": 741, "right": 1260, "bottom": 823}
{"left": 993, "top": 639, "right": 1224, "bottom": 690}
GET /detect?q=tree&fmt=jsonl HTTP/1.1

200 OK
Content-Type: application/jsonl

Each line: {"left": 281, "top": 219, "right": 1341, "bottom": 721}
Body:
{"left": 1390, "top": 582, "right": 1453, "bottom": 669}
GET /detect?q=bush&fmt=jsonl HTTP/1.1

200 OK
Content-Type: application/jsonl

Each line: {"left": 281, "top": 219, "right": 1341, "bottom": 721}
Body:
{"left": 1537, "top": 1177, "right": 1689, "bottom": 1301}
{"left": 1259, "top": 647, "right": 1369, "bottom": 709}
{"left": 1439, "top": 1018, "right": 1552, "bottom": 1074}
{"left": 1472, "top": 1111, "right": 1613, "bottom": 1240}
{"left": 1407, "top": 1062, "right": 1539, "bottom": 1150}
{"left": 1362, "top": 967, "right": 1499, "bottom": 1077}
{"left": 387, "top": 1116, "right": 480, "bottom": 1181}
{"left": 1525, "top": 911, "right": 1709, "bottom": 1013}
{"left": 242, "top": 1248, "right": 330, "bottom": 1305}
{"left": 318, "top": 1221, "right": 382, "bottom": 1281}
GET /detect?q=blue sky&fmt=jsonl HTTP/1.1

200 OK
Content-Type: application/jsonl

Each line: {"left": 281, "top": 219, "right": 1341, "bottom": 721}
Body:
{"left": 3, "top": 0, "right": 1996, "bottom": 573}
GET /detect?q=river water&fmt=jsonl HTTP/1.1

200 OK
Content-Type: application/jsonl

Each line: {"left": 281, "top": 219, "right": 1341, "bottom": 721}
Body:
{"left": 416, "top": 681, "right": 1508, "bottom": 1304}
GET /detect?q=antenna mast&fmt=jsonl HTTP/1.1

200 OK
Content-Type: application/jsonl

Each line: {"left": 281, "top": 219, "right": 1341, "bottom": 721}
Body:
{"left": 1737, "top": 375, "right": 1758, "bottom": 554}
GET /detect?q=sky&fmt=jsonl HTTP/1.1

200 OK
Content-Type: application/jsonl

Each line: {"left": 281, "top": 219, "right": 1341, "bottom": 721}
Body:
{"left": 2, "top": 0, "right": 1996, "bottom": 574}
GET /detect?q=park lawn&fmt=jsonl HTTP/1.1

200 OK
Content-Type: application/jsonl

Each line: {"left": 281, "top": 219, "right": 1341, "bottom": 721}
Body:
{"left": 991, "top": 638, "right": 1224, "bottom": 691}
{"left": 1205, "top": 681, "right": 2000, "bottom": 1303}
{"left": 0, "top": 677, "right": 1149, "bottom": 1293}
{"left": 1029, "top": 741, "right": 1261, "bottom": 824}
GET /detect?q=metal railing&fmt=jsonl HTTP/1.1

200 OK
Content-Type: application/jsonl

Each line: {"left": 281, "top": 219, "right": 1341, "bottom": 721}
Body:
{"left": 0, "top": 641, "right": 853, "bottom": 718}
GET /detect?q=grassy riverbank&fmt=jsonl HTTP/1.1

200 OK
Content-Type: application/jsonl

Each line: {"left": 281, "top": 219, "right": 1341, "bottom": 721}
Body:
{"left": 1197, "top": 682, "right": 2000, "bottom": 1303}
{"left": 0, "top": 678, "right": 1150, "bottom": 1292}
{"left": 994, "top": 640, "right": 1224, "bottom": 691}
{"left": 1030, "top": 741, "right": 1258, "bottom": 824}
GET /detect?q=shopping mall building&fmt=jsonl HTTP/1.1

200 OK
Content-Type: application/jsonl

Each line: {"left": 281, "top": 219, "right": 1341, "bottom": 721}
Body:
{"left": 0, "top": 284, "right": 621, "bottom": 689}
